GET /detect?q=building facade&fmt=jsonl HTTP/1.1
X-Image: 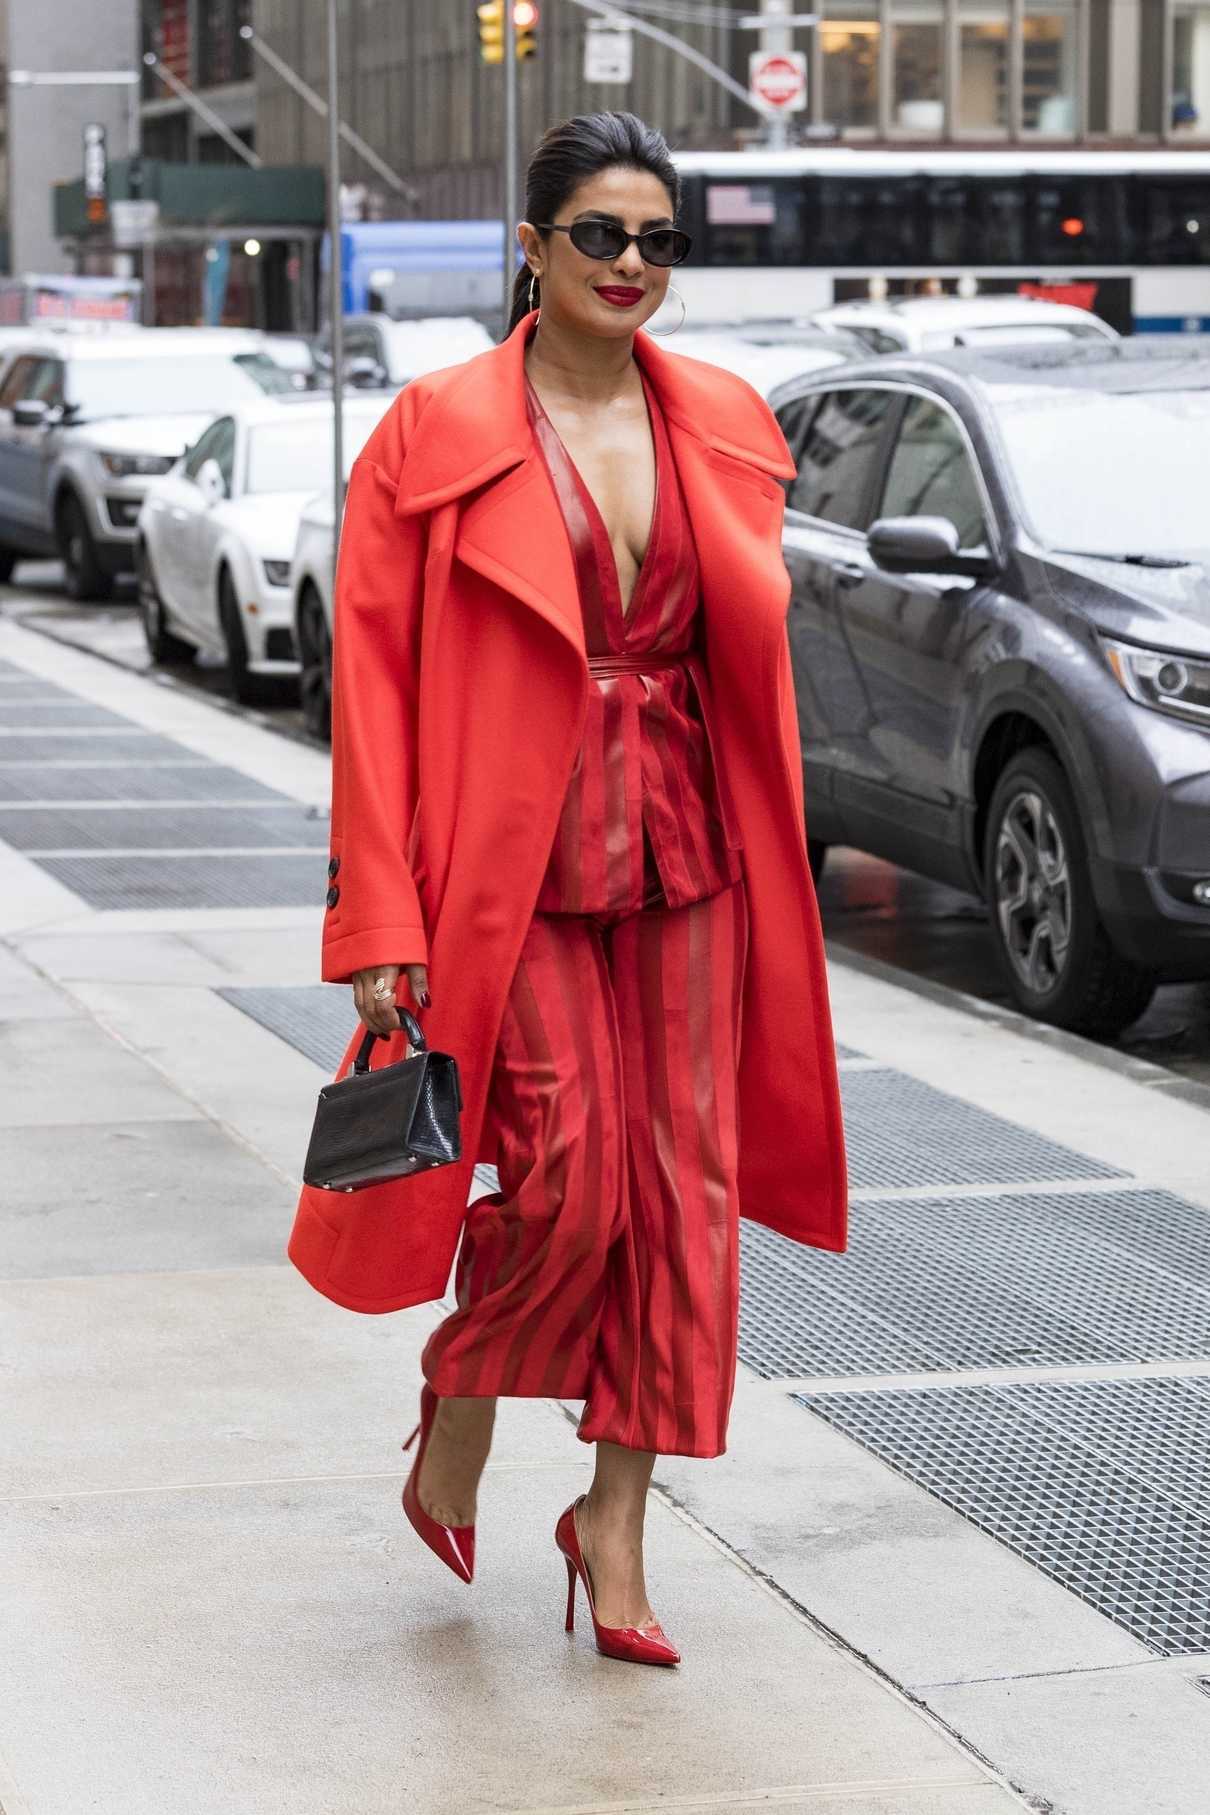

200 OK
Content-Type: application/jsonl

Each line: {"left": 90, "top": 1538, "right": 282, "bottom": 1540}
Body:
{"left": 234, "top": 1, "right": 1210, "bottom": 226}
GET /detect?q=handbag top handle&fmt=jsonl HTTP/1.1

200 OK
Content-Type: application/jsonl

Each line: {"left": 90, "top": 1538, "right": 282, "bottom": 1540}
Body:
{"left": 352, "top": 1006, "right": 428, "bottom": 1074}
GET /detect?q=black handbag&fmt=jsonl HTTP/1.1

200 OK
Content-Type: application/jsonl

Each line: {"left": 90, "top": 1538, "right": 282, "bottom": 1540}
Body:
{"left": 303, "top": 1007, "right": 463, "bottom": 1193}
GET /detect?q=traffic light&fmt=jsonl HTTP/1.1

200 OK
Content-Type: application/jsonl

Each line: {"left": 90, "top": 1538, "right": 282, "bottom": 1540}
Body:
{"left": 514, "top": 1, "right": 539, "bottom": 58}
{"left": 477, "top": 1, "right": 504, "bottom": 64}
{"left": 476, "top": 1, "right": 539, "bottom": 63}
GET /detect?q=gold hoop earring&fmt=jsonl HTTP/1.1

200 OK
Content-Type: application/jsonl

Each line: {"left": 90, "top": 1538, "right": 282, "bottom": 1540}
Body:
{"left": 647, "top": 282, "right": 686, "bottom": 338}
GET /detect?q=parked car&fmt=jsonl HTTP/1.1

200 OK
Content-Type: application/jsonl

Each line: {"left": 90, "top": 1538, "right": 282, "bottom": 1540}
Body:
{"left": 809, "top": 295, "right": 1120, "bottom": 355}
{"left": 0, "top": 332, "right": 293, "bottom": 599}
{"left": 669, "top": 324, "right": 862, "bottom": 397}
{"left": 136, "top": 392, "right": 389, "bottom": 704}
{"left": 290, "top": 488, "right": 341, "bottom": 740}
{"left": 768, "top": 339, "right": 1210, "bottom": 1036}
{"left": 314, "top": 313, "right": 495, "bottom": 389}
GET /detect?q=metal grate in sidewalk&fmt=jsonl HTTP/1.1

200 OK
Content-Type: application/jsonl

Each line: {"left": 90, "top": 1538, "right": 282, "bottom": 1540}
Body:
{"left": 41, "top": 852, "right": 326, "bottom": 911}
{"left": 219, "top": 983, "right": 354, "bottom": 1073}
{"left": 839, "top": 1066, "right": 1126, "bottom": 1191}
{"left": 0, "top": 804, "right": 330, "bottom": 852}
{"left": 0, "top": 762, "right": 285, "bottom": 803}
{"left": 799, "top": 1375, "right": 1210, "bottom": 1656}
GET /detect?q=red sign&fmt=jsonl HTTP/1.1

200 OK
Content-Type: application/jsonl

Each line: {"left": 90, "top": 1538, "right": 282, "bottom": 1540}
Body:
{"left": 750, "top": 51, "right": 806, "bottom": 111}
{"left": 1018, "top": 280, "right": 1100, "bottom": 313}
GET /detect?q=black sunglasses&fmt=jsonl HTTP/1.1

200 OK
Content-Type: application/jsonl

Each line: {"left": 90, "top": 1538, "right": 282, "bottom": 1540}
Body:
{"left": 538, "top": 219, "right": 693, "bottom": 268}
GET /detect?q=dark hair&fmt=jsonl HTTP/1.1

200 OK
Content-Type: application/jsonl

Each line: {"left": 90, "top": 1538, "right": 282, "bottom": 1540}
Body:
{"left": 507, "top": 111, "right": 681, "bottom": 335}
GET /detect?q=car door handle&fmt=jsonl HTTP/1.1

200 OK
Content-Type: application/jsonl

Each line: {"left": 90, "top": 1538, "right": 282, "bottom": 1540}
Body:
{"left": 834, "top": 560, "right": 866, "bottom": 589}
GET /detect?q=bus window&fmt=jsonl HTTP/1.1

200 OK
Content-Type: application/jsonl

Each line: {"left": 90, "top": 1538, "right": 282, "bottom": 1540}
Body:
{"left": 1031, "top": 176, "right": 1132, "bottom": 264}
{"left": 1137, "top": 179, "right": 1210, "bottom": 265}
{"left": 927, "top": 179, "right": 1026, "bottom": 265}
{"left": 703, "top": 179, "right": 806, "bottom": 266}
{"left": 812, "top": 179, "right": 925, "bottom": 267}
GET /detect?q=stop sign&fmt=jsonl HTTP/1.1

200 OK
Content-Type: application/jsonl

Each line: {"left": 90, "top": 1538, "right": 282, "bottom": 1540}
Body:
{"left": 749, "top": 50, "right": 807, "bottom": 112}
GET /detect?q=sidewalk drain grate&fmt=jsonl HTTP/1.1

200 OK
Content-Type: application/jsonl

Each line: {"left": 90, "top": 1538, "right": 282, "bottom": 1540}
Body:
{"left": 840, "top": 1067, "right": 1125, "bottom": 1191}
{"left": 741, "top": 1188, "right": 1210, "bottom": 1378}
{"left": 0, "top": 763, "right": 286, "bottom": 803}
{"left": 0, "top": 732, "right": 208, "bottom": 765}
{"left": 0, "top": 804, "right": 330, "bottom": 852}
{"left": 797, "top": 1376, "right": 1210, "bottom": 1655}
{"left": 0, "top": 701, "right": 131, "bottom": 727}
{"left": 40, "top": 851, "right": 326, "bottom": 910}
{"left": 219, "top": 984, "right": 353, "bottom": 1073}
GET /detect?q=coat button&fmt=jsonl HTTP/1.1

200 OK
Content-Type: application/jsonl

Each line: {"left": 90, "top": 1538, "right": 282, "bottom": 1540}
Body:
{"left": 327, "top": 855, "right": 341, "bottom": 879}
{"left": 326, "top": 884, "right": 340, "bottom": 909}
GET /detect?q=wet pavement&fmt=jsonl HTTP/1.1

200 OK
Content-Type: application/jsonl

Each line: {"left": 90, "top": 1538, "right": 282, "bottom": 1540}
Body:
{"left": 6, "top": 568, "right": 1210, "bottom": 1091}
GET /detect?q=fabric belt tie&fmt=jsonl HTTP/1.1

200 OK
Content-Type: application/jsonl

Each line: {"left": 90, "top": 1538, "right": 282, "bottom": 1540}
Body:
{"left": 586, "top": 650, "right": 692, "bottom": 678}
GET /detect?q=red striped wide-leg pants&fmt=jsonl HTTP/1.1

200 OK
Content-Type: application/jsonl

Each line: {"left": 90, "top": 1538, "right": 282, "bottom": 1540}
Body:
{"left": 420, "top": 875, "right": 749, "bottom": 1459}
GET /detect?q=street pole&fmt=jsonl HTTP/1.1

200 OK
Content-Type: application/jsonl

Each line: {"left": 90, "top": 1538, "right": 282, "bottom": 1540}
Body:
{"left": 502, "top": 2, "right": 518, "bottom": 339}
{"left": 760, "top": 0, "right": 792, "bottom": 150}
{"left": 326, "top": 0, "right": 345, "bottom": 578}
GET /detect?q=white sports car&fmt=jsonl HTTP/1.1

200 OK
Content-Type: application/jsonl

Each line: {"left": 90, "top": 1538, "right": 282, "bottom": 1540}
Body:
{"left": 136, "top": 393, "right": 389, "bottom": 703}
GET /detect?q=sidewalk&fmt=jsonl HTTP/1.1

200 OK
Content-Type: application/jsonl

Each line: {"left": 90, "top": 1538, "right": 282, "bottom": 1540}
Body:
{"left": 2, "top": 612, "right": 1209, "bottom": 1814}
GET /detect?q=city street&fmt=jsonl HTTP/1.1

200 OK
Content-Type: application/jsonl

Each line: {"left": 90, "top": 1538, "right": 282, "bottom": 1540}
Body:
{"left": 3, "top": 601, "right": 1210, "bottom": 1814}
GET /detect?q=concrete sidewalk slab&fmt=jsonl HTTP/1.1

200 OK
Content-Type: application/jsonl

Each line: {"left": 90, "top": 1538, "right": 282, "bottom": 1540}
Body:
{"left": 2, "top": 1118, "right": 294, "bottom": 1280}
{"left": 0, "top": 1467, "right": 1017, "bottom": 1815}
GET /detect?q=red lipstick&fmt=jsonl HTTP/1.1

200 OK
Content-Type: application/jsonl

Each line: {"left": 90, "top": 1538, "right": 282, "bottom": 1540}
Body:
{"left": 595, "top": 285, "right": 644, "bottom": 307}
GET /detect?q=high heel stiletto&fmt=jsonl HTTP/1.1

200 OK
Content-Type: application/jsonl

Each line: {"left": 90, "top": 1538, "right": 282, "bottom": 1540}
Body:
{"left": 555, "top": 1496, "right": 680, "bottom": 1667}
{"left": 401, "top": 1383, "right": 475, "bottom": 1584}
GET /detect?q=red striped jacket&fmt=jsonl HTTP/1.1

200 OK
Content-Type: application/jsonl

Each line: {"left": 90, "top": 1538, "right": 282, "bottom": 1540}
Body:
{"left": 525, "top": 366, "right": 743, "bottom": 916}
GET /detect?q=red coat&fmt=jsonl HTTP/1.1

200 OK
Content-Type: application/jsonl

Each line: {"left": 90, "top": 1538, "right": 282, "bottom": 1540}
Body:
{"left": 287, "top": 309, "right": 848, "bottom": 1315}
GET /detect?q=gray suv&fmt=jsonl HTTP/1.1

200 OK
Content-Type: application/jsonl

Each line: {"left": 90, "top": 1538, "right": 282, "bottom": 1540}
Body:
{"left": 0, "top": 335, "right": 291, "bottom": 599}
{"left": 771, "top": 340, "right": 1210, "bottom": 1036}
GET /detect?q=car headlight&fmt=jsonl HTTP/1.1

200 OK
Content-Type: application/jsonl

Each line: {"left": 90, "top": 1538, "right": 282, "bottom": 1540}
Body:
{"left": 262, "top": 559, "right": 292, "bottom": 588}
{"left": 1103, "top": 637, "right": 1210, "bottom": 728}
{"left": 97, "top": 450, "right": 177, "bottom": 478}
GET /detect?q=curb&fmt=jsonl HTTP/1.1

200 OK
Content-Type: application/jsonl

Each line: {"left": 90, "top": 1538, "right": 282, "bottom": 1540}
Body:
{"left": 828, "top": 941, "right": 1210, "bottom": 1115}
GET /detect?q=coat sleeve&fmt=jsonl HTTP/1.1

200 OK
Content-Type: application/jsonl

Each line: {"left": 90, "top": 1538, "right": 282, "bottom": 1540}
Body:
{"left": 321, "top": 452, "right": 429, "bottom": 983}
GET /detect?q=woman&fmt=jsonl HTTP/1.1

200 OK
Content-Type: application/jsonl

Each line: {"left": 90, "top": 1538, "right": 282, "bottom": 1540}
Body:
{"left": 288, "top": 111, "right": 847, "bottom": 1668}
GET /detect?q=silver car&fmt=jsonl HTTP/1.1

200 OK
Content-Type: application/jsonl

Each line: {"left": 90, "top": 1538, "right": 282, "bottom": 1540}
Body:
{"left": 0, "top": 332, "right": 292, "bottom": 599}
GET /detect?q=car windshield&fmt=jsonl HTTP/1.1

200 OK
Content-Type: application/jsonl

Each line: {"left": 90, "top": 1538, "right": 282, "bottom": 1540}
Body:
{"left": 245, "top": 411, "right": 381, "bottom": 495}
{"left": 992, "top": 384, "right": 1210, "bottom": 558}
{"left": 66, "top": 353, "right": 287, "bottom": 418}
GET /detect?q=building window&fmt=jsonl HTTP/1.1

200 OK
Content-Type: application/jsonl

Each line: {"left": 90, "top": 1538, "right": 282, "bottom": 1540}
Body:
{"left": 1172, "top": 3, "right": 1210, "bottom": 136}
{"left": 1023, "top": 0, "right": 1078, "bottom": 132}
{"left": 198, "top": 0, "right": 252, "bottom": 88}
{"left": 958, "top": 1, "right": 1010, "bottom": 131}
{"left": 892, "top": 2, "right": 944, "bottom": 132}
{"left": 821, "top": 2, "right": 881, "bottom": 130}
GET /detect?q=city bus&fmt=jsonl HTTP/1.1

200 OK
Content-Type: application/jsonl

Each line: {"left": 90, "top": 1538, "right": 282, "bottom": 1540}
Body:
{"left": 669, "top": 147, "right": 1210, "bottom": 334}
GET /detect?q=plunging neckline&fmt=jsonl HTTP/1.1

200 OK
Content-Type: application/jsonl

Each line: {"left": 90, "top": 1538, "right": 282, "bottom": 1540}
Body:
{"left": 524, "top": 368, "right": 660, "bottom": 625}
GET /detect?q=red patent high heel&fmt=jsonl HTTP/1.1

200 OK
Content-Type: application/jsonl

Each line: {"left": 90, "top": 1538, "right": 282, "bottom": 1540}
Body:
{"left": 401, "top": 1383, "right": 475, "bottom": 1584}
{"left": 555, "top": 1496, "right": 680, "bottom": 1667}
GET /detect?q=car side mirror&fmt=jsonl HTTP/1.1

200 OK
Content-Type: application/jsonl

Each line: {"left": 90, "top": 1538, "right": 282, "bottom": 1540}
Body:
{"left": 345, "top": 355, "right": 387, "bottom": 389}
{"left": 196, "top": 457, "right": 227, "bottom": 504}
{"left": 12, "top": 399, "right": 49, "bottom": 428}
{"left": 868, "top": 515, "right": 994, "bottom": 579}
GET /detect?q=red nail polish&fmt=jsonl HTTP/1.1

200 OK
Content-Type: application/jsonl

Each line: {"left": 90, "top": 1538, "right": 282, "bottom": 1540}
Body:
{"left": 419, "top": 989, "right": 431, "bottom": 1008}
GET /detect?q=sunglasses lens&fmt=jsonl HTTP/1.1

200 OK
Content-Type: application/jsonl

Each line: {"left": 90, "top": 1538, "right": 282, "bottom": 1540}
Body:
{"left": 570, "top": 222, "right": 627, "bottom": 260}
{"left": 641, "top": 230, "right": 691, "bottom": 267}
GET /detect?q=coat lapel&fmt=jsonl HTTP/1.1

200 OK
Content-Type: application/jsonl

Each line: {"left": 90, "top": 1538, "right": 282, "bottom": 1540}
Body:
{"left": 391, "top": 308, "right": 797, "bottom": 664}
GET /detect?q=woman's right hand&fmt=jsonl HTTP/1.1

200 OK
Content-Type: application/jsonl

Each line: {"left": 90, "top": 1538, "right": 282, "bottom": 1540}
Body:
{"left": 352, "top": 963, "right": 430, "bottom": 1037}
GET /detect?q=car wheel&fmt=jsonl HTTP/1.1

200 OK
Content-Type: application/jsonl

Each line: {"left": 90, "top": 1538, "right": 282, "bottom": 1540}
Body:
{"left": 136, "top": 542, "right": 194, "bottom": 667}
{"left": 218, "top": 569, "right": 275, "bottom": 707}
{"left": 984, "top": 748, "right": 1156, "bottom": 1038}
{"left": 808, "top": 839, "right": 828, "bottom": 885}
{"left": 0, "top": 547, "right": 16, "bottom": 585}
{"left": 295, "top": 583, "right": 332, "bottom": 743}
{"left": 56, "top": 491, "right": 113, "bottom": 602}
